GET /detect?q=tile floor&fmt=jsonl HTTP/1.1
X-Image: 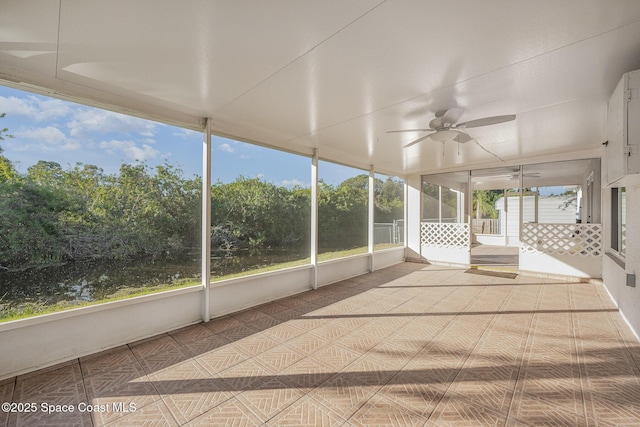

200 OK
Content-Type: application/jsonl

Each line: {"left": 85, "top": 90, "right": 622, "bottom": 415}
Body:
{"left": 2, "top": 262, "right": 640, "bottom": 426}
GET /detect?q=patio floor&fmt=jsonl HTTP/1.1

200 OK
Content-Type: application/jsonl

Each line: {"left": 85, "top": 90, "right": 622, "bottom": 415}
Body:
{"left": 2, "top": 262, "right": 640, "bottom": 426}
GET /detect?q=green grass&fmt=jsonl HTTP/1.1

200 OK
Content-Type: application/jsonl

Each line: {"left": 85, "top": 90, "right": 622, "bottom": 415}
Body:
{"left": 318, "top": 246, "right": 368, "bottom": 261}
{"left": 0, "top": 246, "right": 402, "bottom": 323}
{"left": 0, "top": 279, "right": 201, "bottom": 323}
{"left": 211, "top": 258, "right": 311, "bottom": 281}
{"left": 373, "top": 242, "right": 404, "bottom": 251}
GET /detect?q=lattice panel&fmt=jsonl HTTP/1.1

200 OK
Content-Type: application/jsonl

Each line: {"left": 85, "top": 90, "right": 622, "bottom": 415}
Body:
{"left": 520, "top": 223, "right": 602, "bottom": 257}
{"left": 421, "top": 222, "right": 470, "bottom": 250}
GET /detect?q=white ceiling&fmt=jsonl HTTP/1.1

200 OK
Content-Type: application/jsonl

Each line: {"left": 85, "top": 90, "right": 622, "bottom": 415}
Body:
{"left": 2, "top": 0, "right": 640, "bottom": 177}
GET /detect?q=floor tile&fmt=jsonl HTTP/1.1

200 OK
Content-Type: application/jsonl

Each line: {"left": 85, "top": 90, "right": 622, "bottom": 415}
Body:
{"left": 346, "top": 394, "right": 428, "bottom": 427}
{"left": 187, "top": 398, "right": 262, "bottom": 426}
{"left": 236, "top": 376, "right": 304, "bottom": 422}
{"left": 0, "top": 379, "right": 14, "bottom": 427}
{"left": 147, "top": 359, "right": 210, "bottom": 396}
{"left": 6, "top": 263, "right": 640, "bottom": 426}
{"left": 253, "top": 343, "right": 306, "bottom": 372}
{"left": 429, "top": 395, "right": 508, "bottom": 427}
{"left": 10, "top": 363, "right": 91, "bottom": 427}
{"left": 194, "top": 343, "right": 250, "bottom": 375}
{"left": 217, "top": 359, "right": 277, "bottom": 394}
{"left": 266, "top": 395, "right": 346, "bottom": 426}
{"left": 278, "top": 356, "right": 338, "bottom": 392}
{"left": 80, "top": 346, "right": 139, "bottom": 378}
{"left": 163, "top": 378, "right": 234, "bottom": 425}
{"left": 101, "top": 400, "right": 178, "bottom": 426}
{"left": 308, "top": 375, "right": 376, "bottom": 420}
{"left": 83, "top": 362, "right": 160, "bottom": 426}
{"left": 377, "top": 372, "right": 446, "bottom": 419}
{"left": 168, "top": 323, "right": 214, "bottom": 346}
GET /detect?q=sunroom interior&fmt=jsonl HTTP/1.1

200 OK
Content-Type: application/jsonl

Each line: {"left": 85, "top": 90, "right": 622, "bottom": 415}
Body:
{"left": 1, "top": 1, "right": 640, "bottom": 425}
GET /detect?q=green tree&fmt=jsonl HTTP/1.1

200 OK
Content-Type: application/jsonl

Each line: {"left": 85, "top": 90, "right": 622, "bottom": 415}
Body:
{"left": 210, "top": 177, "right": 309, "bottom": 249}
{"left": 28, "top": 161, "right": 65, "bottom": 187}
{"left": 0, "top": 180, "right": 73, "bottom": 267}
{"left": 0, "top": 113, "right": 17, "bottom": 183}
{"left": 0, "top": 156, "right": 17, "bottom": 183}
{"left": 375, "top": 177, "right": 403, "bottom": 222}
{"left": 473, "top": 190, "right": 501, "bottom": 219}
{"left": 318, "top": 176, "right": 368, "bottom": 250}
{"left": 0, "top": 112, "right": 13, "bottom": 142}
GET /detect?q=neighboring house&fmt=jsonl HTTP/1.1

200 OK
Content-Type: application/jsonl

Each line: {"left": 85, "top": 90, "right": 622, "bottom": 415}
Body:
{"left": 475, "top": 193, "right": 579, "bottom": 246}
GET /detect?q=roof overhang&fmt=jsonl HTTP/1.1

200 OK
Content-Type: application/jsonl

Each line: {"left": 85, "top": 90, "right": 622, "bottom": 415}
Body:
{"left": 2, "top": 1, "right": 640, "bottom": 176}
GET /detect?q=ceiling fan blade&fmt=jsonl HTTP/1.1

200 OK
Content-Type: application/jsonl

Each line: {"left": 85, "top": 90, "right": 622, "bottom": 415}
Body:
{"left": 441, "top": 107, "right": 464, "bottom": 126}
{"left": 386, "top": 128, "right": 432, "bottom": 134}
{"left": 453, "top": 131, "right": 473, "bottom": 143}
{"left": 403, "top": 134, "right": 433, "bottom": 148}
{"left": 457, "top": 114, "right": 516, "bottom": 129}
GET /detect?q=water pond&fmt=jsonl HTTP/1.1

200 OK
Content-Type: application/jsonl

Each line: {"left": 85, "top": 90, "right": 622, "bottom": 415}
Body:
{"left": 0, "top": 248, "right": 308, "bottom": 309}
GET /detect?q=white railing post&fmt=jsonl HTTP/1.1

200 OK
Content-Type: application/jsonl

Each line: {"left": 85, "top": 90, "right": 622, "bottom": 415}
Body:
{"left": 310, "top": 150, "right": 319, "bottom": 289}
{"left": 368, "top": 166, "right": 375, "bottom": 272}
{"left": 201, "top": 118, "right": 212, "bottom": 322}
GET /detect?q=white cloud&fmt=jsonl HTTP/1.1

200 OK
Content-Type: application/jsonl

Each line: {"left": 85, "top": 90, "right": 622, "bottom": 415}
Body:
{"left": 21, "top": 126, "right": 67, "bottom": 144}
{"left": 68, "top": 109, "right": 157, "bottom": 138}
{"left": 0, "top": 91, "right": 158, "bottom": 138}
{"left": 0, "top": 95, "right": 72, "bottom": 121}
{"left": 219, "top": 143, "right": 235, "bottom": 153}
{"left": 12, "top": 126, "right": 81, "bottom": 151}
{"left": 173, "top": 128, "right": 200, "bottom": 139}
{"left": 99, "top": 139, "right": 160, "bottom": 162}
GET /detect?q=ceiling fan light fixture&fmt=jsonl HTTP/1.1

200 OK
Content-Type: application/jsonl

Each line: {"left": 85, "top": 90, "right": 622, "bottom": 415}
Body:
{"left": 430, "top": 129, "right": 458, "bottom": 142}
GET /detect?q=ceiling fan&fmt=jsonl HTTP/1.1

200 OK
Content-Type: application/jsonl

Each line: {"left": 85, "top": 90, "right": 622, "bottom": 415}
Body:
{"left": 387, "top": 107, "right": 516, "bottom": 147}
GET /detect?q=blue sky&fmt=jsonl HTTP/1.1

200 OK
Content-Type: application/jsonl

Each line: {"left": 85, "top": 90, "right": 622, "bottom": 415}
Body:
{"left": 0, "top": 85, "right": 371, "bottom": 187}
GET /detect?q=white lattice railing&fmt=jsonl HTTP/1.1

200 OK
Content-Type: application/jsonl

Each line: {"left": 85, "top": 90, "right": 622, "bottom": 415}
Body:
{"left": 421, "top": 222, "right": 470, "bottom": 250}
{"left": 520, "top": 223, "right": 602, "bottom": 257}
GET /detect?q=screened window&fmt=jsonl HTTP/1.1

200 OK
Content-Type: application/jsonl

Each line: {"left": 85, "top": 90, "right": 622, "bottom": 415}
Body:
{"left": 611, "top": 187, "right": 626, "bottom": 256}
{"left": 318, "top": 161, "right": 368, "bottom": 260}
{"left": 210, "top": 137, "right": 311, "bottom": 279}
{"left": 374, "top": 174, "right": 404, "bottom": 250}
{"left": 0, "top": 85, "right": 202, "bottom": 321}
{"left": 422, "top": 171, "right": 468, "bottom": 223}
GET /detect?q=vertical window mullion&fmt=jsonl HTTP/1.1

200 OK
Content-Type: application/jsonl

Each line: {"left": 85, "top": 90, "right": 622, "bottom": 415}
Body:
{"left": 611, "top": 188, "right": 619, "bottom": 252}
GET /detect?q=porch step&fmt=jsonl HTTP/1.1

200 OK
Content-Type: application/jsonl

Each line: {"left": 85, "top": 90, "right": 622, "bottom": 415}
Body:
{"left": 469, "top": 264, "right": 518, "bottom": 273}
{"left": 465, "top": 265, "right": 518, "bottom": 279}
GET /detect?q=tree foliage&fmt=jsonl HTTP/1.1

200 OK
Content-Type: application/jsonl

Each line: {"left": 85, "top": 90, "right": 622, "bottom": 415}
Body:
{"left": 0, "top": 114, "right": 404, "bottom": 269}
{"left": 473, "top": 190, "right": 503, "bottom": 219}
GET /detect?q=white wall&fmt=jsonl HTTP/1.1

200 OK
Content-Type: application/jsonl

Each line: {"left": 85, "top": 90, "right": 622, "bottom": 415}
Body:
{"left": 421, "top": 246, "right": 470, "bottom": 267}
{"left": 406, "top": 174, "right": 423, "bottom": 259}
{"left": 0, "top": 287, "right": 202, "bottom": 380}
{"left": 520, "top": 251, "right": 602, "bottom": 278}
{"left": 602, "top": 182, "right": 640, "bottom": 339}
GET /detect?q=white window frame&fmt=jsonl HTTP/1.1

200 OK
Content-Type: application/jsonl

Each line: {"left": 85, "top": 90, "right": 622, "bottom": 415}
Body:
{"left": 610, "top": 187, "right": 626, "bottom": 257}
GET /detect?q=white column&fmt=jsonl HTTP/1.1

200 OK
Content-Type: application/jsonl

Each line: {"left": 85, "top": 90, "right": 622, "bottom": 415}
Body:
{"left": 504, "top": 188, "right": 508, "bottom": 246}
{"left": 403, "top": 178, "right": 409, "bottom": 253}
{"left": 201, "top": 118, "right": 212, "bottom": 322}
{"left": 519, "top": 167, "right": 524, "bottom": 244}
{"left": 310, "top": 150, "right": 319, "bottom": 289}
{"left": 406, "top": 174, "right": 422, "bottom": 259}
{"left": 368, "top": 166, "right": 375, "bottom": 272}
{"left": 438, "top": 185, "right": 442, "bottom": 223}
